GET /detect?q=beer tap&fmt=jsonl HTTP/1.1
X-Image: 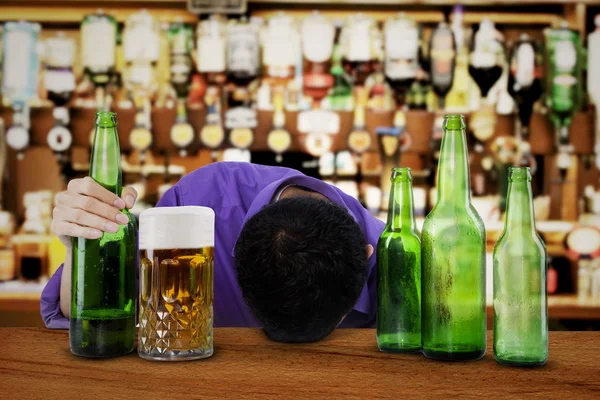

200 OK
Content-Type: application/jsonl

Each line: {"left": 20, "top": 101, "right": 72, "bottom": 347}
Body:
{"left": 267, "top": 92, "right": 292, "bottom": 163}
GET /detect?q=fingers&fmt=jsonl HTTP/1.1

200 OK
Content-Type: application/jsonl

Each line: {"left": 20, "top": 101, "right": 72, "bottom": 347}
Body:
{"left": 53, "top": 206, "right": 121, "bottom": 234}
{"left": 51, "top": 177, "right": 135, "bottom": 241}
{"left": 68, "top": 177, "right": 126, "bottom": 209}
{"left": 51, "top": 220, "right": 102, "bottom": 240}
{"left": 57, "top": 191, "right": 128, "bottom": 225}
{"left": 120, "top": 186, "right": 138, "bottom": 209}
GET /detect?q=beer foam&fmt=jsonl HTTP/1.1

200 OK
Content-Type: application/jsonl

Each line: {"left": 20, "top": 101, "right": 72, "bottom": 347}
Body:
{"left": 139, "top": 206, "right": 215, "bottom": 250}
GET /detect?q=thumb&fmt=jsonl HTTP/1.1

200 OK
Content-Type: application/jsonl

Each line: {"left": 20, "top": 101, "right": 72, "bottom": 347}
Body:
{"left": 121, "top": 186, "right": 138, "bottom": 209}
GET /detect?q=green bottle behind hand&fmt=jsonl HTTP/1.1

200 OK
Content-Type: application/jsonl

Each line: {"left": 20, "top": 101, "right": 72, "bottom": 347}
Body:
{"left": 493, "top": 167, "right": 548, "bottom": 366}
{"left": 377, "top": 167, "right": 421, "bottom": 353}
{"left": 70, "top": 111, "right": 137, "bottom": 358}
{"left": 421, "top": 114, "right": 486, "bottom": 361}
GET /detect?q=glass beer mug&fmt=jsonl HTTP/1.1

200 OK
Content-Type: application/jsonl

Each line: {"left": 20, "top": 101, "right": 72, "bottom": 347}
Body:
{"left": 138, "top": 206, "right": 215, "bottom": 361}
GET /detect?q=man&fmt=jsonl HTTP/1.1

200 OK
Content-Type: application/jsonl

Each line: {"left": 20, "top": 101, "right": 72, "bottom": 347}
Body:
{"left": 42, "top": 162, "right": 385, "bottom": 343}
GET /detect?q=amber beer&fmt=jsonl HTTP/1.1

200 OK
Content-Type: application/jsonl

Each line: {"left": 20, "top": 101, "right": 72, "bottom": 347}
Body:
{"left": 138, "top": 206, "right": 215, "bottom": 361}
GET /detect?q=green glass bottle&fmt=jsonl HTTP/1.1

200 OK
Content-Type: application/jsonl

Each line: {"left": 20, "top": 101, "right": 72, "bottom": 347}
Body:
{"left": 327, "top": 39, "right": 353, "bottom": 110}
{"left": 493, "top": 167, "right": 548, "bottom": 366}
{"left": 544, "top": 22, "right": 582, "bottom": 147}
{"left": 377, "top": 167, "right": 421, "bottom": 353}
{"left": 70, "top": 112, "right": 137, "bottom": 358}
{"left": 422, "top": 114, "right": 486, "bottom": 361}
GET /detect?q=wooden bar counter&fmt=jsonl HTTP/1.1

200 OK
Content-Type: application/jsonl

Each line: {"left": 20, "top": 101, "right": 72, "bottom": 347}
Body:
{"left": 2, "top": 328, "right": 600, "bottom": 399}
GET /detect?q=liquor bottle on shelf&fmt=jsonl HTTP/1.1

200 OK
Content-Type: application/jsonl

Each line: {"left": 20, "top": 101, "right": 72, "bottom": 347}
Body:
{"left": 81, "top": 10, "right": 117, "bottom": 110}
{"left": 168, "top": 20, "right": 194, "bottom": 156}
{"left": 342, "top": 13, "right": 378, "bottom": 87}
{"left": 469, "top": 18, "right": 504, "bottom": 102}
{"left": 2, "top": 21, "right": 41, "bottom": 159}
{"left": 588, "top": 15, "right": 600, "bottom": 170}
{"left": 429, "top": 22, "right": 456, "bottom": 110}
{"left": 44, "top": 32, "right": 76, "bottom": 162}
{"left": 544, "top": 20, "right": 582, "bottom": 179}
{"left": 382, "top": 13, "right": 419, "bottom": 141}
{"left": 427, "top": 21, "right": 457, "bottom": 185}
{"left": 468, "top": 18, "right": 504, "bottom": 144}
{"left": 227, "top": 17, "right": 260, "bottom": 88}
{"left": 324, "top": 20, "right": 353, "bottom": 111}
{"left": 384, "top": 13, "right": 420, "bottom": 110}
{"left": 267, "top": 92, "right": 292, "bottom": 163}
{"left": 302, "top": 11, "right": 335, "bottom": 104}
{"left": 196, "top": 15, "right": 227, "bottom": 88}
{"left": 199, "top": 87, "right": 225, "bottom": 162}
{"left": 507, "top": 34, "right": 543, "bottom": 173}
{"left": 123, "top": 9, "right": 160, "bottom": 160}
{"left": 263, "top": 12, "right": 299, "bottom": 89}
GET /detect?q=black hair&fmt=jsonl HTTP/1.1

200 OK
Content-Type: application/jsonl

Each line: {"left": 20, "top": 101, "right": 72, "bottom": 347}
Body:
{"left": 234, "top": 196, "right": 369, "bottom": 343}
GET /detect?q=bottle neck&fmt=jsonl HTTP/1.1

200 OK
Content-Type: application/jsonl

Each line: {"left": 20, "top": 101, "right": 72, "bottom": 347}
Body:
{"left": 90, "top": 125, "right": 122, "bottom": 195}
{"left": 387, "top": 179, "right": 416, "bottom": 231}
{"left": 437, "top": 127, "right": 470, "bottom": 204}
{"left": 504, "top": 179, "right": 536, "bottom": 234}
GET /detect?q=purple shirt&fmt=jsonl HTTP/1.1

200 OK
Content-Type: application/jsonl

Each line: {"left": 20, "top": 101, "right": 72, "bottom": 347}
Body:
{"left": 41, "top": 162, "right": 385, "bottom": 329}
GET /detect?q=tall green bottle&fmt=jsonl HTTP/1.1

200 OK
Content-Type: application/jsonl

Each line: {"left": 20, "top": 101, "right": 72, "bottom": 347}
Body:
{"left": 70, "top": 111, "right": 137, "bottom": 358}
{"left": 493, "top": 167, "right": 548, "bottom": 366}
{"left": 422, "top": 114, "right": 486, "bottom": 361}
{"left": 377, "top": 167, "right": 421, "bottom": 353}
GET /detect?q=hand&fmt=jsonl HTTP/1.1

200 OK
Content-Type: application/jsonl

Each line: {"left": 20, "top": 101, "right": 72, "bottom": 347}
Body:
{"left": 51, "top": 177, "right": 138, "bottom": 247}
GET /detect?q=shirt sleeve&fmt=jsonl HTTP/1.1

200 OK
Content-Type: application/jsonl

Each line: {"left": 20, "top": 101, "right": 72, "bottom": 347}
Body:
{"left": 40, "top": 264, "right": 69, "bottom": 329}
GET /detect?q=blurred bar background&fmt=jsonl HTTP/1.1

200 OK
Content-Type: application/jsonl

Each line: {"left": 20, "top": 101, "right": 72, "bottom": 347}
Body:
{"left": 1, "top": 0, "right": 600, "bottom": 330}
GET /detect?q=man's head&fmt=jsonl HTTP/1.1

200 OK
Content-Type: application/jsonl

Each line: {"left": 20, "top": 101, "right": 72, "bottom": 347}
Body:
{"left": 234, "top": 195, "right": 370, "bottom": 343}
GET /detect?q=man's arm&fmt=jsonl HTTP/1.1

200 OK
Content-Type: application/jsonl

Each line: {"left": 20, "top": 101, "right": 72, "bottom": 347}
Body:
{"left": 41, "top": 180, "right": 171, "bottom": 328}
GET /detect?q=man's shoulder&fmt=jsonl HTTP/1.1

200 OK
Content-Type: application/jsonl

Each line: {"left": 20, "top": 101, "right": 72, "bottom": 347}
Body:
{"left": 181, "top": 162, "right": 301, "bottom": 184}
{"left": 169, "top": 162, "right": 304, "bottom": 208}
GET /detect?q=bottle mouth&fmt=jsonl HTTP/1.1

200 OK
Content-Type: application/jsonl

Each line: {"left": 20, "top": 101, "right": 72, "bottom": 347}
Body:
{"left": 391, "top": 167, "right": 412, "bottom": 182}
{"left": 443, "top": 114, "right": 466, "bottom": 130}
{"left": 509, "top": 166, "right": 532, "bottom": 182}
{"left": 95, "top": 111, "right": 118, "bottom": 127}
